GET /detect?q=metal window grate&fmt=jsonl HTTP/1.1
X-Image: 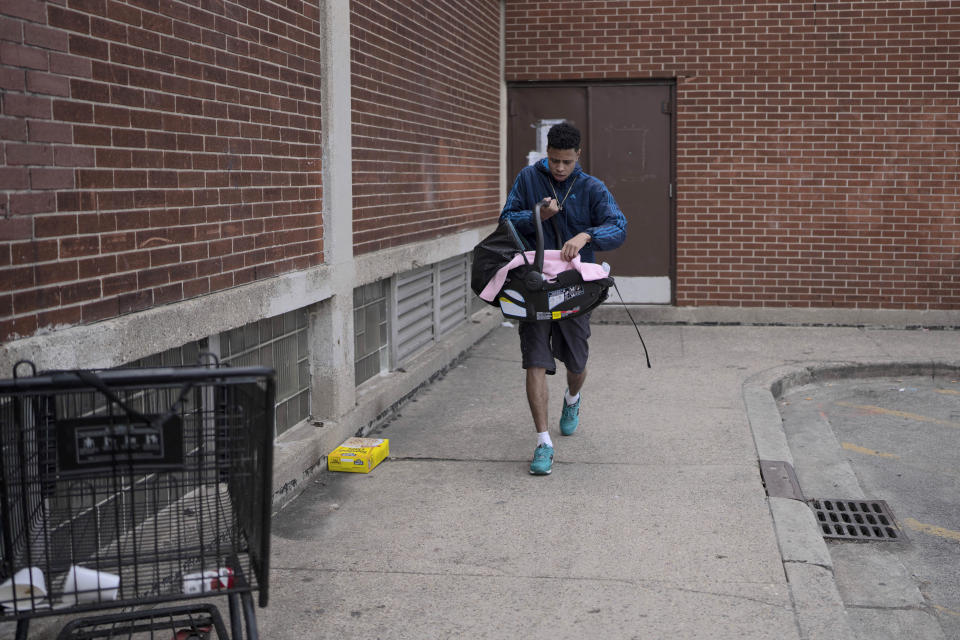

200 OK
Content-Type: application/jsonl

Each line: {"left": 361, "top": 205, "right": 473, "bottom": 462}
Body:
{"left": 394, "top": 266, "right": 435, "bottom": 363}
{"left": 437, "top": 255, "right": 468, "bottom": 336}
{"left": 392, "top": 254, "right": 471, "bottom": 367}
{"left": 808, "top": 498, "right": 902, "bottom": 541}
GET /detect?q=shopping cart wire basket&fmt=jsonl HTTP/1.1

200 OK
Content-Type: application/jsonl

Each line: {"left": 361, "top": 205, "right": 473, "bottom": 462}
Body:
{"left": 0, "top": 362, "right": 275, "bottom": 639}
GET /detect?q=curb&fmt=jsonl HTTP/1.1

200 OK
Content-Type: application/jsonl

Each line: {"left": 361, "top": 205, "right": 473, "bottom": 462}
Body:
{"left": 743, "top": 360, "right": 960, "bottom": 639}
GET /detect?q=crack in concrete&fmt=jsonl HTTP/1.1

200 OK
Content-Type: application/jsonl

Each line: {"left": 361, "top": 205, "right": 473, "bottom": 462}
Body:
{"left": 468, "top": 354, "right": 522, "bottom": 364}
{"left": 783, "top": 558, "right": 834, "bottom": 573}
{"left": 270, "top": 566, "right": 792, "bottom": 610}
{"left": 856, "top": 327, "right": 894, "bottom": 357}
{"left": 845, "top": 603, "right": 936, "bottom": 612}
{"left": 385, "top": 456, "right": 752, "bottom": 468}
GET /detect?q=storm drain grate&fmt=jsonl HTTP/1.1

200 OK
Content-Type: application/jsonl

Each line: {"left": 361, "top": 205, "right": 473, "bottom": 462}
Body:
{"left": 807, "top": 499, "right": 902, "bottom": 541}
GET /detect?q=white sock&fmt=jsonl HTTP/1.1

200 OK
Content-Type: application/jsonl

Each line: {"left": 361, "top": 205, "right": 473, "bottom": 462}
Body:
{"left": 565, "top": 389, "right": 580, "bottom": 406}
{"left": 537, "top": 431, "right": 553, "bottom": 448}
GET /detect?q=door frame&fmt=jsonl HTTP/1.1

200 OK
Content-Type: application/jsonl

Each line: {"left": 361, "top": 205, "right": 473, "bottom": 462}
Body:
{"left": 506, "top": 79, "right": 677, "bottom": 304}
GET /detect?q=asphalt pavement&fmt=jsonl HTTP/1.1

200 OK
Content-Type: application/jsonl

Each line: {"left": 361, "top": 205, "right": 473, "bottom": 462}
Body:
{"left": 260, "top": 317, "right": 960, "bottom": 639}
{"left": 779, "top": 375, "right": 960, "bottom": 639}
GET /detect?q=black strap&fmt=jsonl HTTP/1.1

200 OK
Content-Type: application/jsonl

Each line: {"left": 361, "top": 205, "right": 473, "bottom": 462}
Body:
{"left": 612, "top": 281, "right": 652, "bottom": 368}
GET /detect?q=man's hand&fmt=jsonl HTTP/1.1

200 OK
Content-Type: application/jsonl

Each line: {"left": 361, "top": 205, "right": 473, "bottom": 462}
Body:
{"left": 561, "top": 232, "right": 591, "bottom": 261}
{"left": 538, "top": 197, "right": 560, "bottom": 220}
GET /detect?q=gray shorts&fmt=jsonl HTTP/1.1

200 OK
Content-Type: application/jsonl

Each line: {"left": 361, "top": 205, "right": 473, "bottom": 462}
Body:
{"left": 518, "top": 312, "right": 591, "bottom": 375}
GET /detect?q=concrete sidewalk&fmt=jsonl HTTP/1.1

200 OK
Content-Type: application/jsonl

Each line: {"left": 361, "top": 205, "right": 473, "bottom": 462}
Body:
{"left": 262, "top": 321, "right": 959, "bottom": 639}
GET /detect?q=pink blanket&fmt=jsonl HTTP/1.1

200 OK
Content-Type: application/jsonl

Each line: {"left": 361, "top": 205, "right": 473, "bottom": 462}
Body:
{"left": 479, "top": 250, "right": 611, "bottom": 302}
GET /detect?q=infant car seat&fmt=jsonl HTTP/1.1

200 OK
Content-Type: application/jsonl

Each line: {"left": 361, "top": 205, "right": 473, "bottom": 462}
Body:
{"left": 471, "top": 203, "right": 613, "bottom": 322}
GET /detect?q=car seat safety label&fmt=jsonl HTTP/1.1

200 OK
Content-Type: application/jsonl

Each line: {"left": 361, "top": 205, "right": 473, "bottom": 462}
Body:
{"left": 537, "top": 307, "right": 580, "bottom": 321}
{"left": 548, "top": 284, "right": 584, "bottom": 309}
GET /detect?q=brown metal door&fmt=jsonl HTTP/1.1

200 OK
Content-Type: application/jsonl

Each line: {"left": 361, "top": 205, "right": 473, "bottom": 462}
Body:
{"left": 507, "top": 83, "right": 674, "bottom": 303}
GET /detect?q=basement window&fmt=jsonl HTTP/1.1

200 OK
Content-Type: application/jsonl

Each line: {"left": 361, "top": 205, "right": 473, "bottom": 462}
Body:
{"left": 354, "top": 280, "right": 390, "bottom": 386}
{"left": 216, "top": 308, "right": 310, "bottom": 437}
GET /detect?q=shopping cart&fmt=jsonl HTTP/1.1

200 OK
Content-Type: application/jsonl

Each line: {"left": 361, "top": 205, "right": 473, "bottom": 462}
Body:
{"left": 0, "top": 362, "right": 275, "bottom": 639}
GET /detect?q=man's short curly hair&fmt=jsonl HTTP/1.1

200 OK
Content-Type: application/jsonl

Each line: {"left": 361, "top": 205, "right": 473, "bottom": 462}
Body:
{"left": 547, "top": 122, "right": 581, "bottom": 151}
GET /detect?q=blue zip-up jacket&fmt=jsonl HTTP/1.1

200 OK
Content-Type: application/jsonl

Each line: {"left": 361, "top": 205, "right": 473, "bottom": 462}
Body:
{"left": 499, "top": 158, "right": 627, "bottom": 265}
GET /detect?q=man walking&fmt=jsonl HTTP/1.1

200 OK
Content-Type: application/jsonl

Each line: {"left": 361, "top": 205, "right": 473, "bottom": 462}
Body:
{"left": 500, "top": 122, "right": 627, "bottom": 475}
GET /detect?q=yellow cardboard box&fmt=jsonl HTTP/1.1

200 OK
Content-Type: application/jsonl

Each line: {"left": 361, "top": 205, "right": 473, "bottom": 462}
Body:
{"left": 327, "top": 437, "right": 389, "bottom": 473}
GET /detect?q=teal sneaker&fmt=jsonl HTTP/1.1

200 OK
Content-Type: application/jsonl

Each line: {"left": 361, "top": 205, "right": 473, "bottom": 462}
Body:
{"left": 559, "top": 393, "right": 581, "bottom": 436}
{"left": 529, "top": 444, "right": 554, "bottom": 475}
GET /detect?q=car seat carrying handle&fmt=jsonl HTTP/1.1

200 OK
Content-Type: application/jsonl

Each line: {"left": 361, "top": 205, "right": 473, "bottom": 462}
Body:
{"left": 536, "top": 200, "right": 568, "bottom": 258}
{"left": 533, "top": 201, "right": 546, "bottom": 273}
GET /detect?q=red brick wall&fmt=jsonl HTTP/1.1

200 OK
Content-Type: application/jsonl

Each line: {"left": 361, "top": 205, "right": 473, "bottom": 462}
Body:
{"left": 351, "top": 0, "right": 501, "bottom": 254}
{"left": 0, "top": 0, "right": 323, "bottom": 342}
{"left": 506, "top": 1, "right": 960, "bottom": 309}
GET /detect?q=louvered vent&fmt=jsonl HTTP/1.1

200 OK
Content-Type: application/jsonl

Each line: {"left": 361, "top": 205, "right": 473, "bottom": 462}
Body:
{"left": 437, "top": 255, "right": 468, "bottom": 336}
{"left": 394, "top": 266, "right": 435, "bottom": 362}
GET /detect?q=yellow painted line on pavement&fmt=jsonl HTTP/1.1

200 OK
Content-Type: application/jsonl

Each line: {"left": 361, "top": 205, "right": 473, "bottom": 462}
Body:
{"left": 834, "top": 402, "right": 960, "bottom": 429}
{"left": 933, "top": 604, "right": 960, "bottom": 619}
{"left": 935, "top": 388, "right": 960, "bottom": 396}
{"left": 903, "top": 517, "right": 960, "bottom": 543}
{"left": 840, "top": 442, "right": 900, "bottom": 459}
